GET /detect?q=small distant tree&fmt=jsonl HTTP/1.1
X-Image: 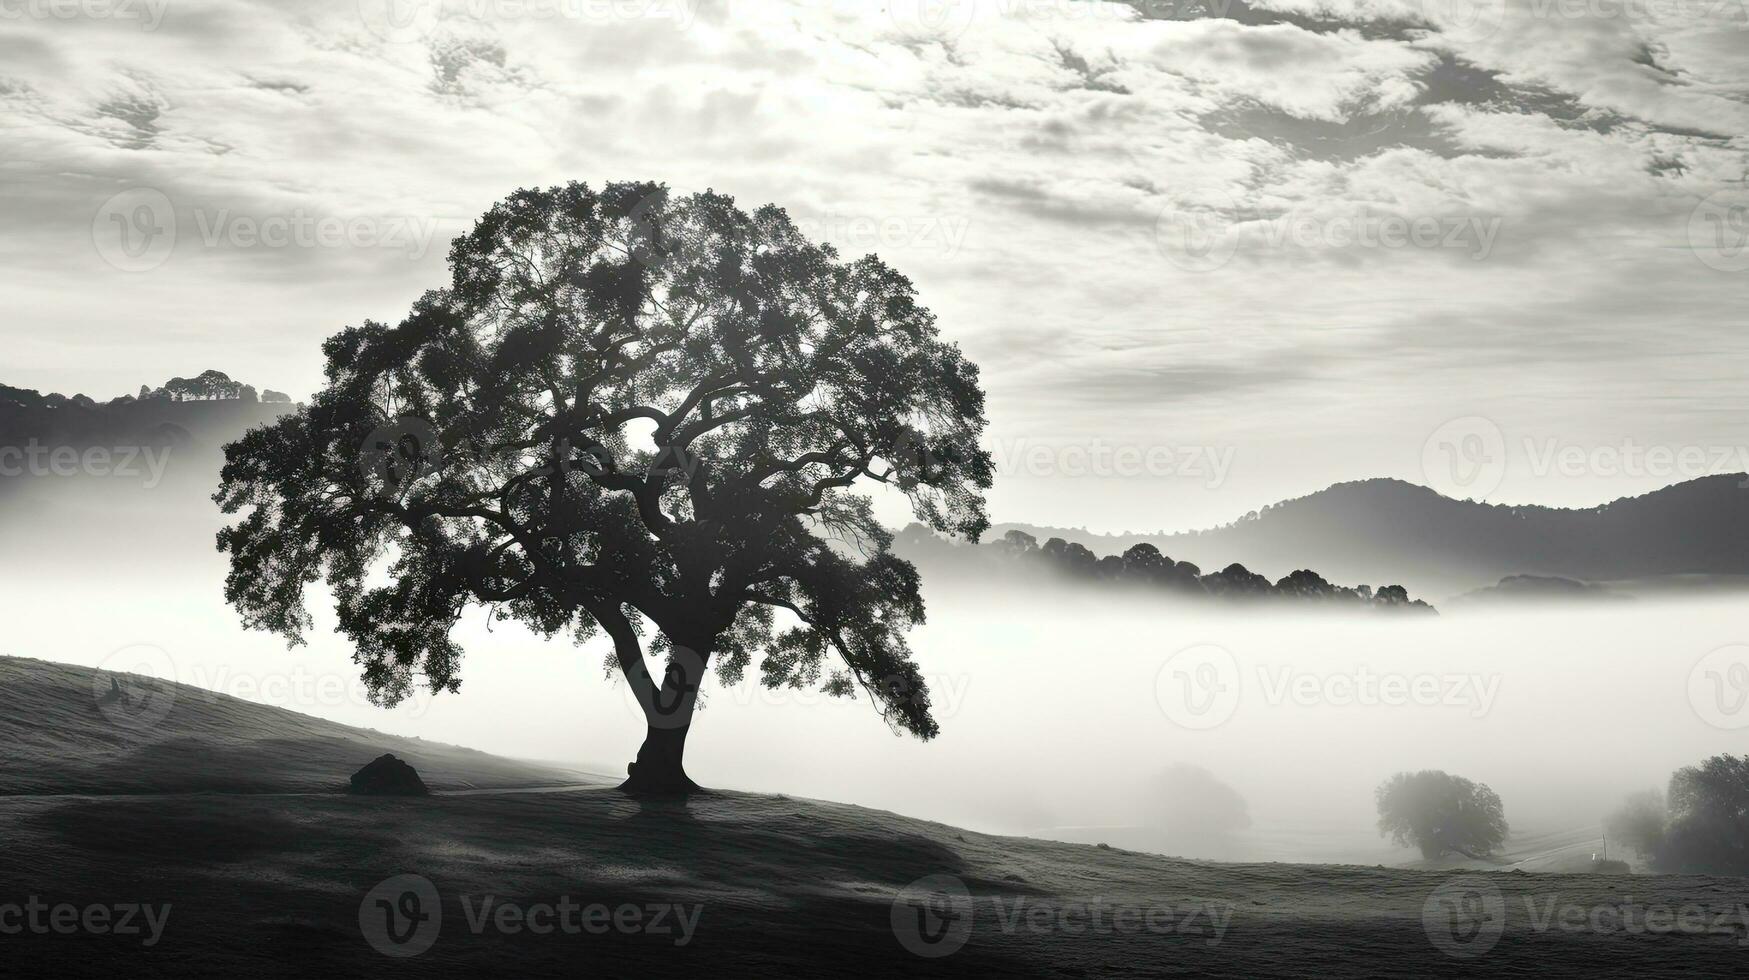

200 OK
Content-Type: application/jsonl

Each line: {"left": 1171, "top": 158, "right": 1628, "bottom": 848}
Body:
{"left": 1376, "top": 770, "right": 1508, "bottom": 859}
{"left": 214, "top": 181, "right": 992, "bottom": 794}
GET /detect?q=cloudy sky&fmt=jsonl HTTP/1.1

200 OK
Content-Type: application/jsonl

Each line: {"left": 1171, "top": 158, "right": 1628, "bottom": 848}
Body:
{"left": 4, "top": 0, "right": 1747, "bottom": 530}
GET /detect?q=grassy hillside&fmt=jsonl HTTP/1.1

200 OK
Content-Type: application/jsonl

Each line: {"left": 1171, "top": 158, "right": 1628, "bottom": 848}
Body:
{"left": 0, "top": 656, "right": 602, "bottom": 795}
{"left": 3, "top": 656, "right": 1744, "bottom": 977}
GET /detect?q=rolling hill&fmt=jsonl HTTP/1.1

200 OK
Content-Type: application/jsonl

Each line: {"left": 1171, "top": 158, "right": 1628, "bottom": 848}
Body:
{"left": 0, "top": 656, "right": 601, "bottom": 795}
{"left": 3, "top": 655, "right": 1747, "bottom": 977}
{"left": 911, "top": 476, "right": 1749, "bottom": 601}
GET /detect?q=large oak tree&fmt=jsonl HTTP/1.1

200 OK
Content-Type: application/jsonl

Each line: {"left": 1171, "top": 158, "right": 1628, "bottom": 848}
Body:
{"left": 215, "top": 181, "right": 991, "bottom": 793}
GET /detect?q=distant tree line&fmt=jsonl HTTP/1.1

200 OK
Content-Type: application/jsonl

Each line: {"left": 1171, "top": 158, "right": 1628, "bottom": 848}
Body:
{"left": 1606, "top": 754, "right": 1749, "bottom": 874}
{"left": 1, "top": 371, "right": 294, "bottom": 412}
{"left": 991, "top": 529, "right": 1435, "bottom": 610}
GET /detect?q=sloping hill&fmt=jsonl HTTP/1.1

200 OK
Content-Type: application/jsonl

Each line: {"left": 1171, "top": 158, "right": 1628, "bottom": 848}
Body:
{"left": 2, "top": 655, "right": 1745, "bottom": 977}
{"left": 964, "top": 476, "right": 1749, "bottom": 599}
{"left": 0, "top": 656, "right": 603, "bottom": 795}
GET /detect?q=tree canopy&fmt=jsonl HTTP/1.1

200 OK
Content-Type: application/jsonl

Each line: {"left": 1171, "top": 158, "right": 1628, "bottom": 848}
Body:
{"left": 214, "top": 180, "right": 993, "bottom": 792}
{"left": 1376, "top": 769, "right": 1509, "bottom": 859}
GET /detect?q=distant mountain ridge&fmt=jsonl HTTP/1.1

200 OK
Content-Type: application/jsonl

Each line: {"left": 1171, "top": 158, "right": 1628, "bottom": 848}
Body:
{"left": 0, "top": 372, "right": 297, "bottom": 490}
{"left": 952, "top": 476, "right": 1749, "bottom": 600}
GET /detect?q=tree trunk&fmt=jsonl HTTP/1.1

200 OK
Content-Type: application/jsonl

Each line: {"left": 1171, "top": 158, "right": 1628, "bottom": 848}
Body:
{"left": 622, "top": 722, "right": 700, "bottom": 795}
{"left": 618, "top": 636, "right": 710, "bottom": 796}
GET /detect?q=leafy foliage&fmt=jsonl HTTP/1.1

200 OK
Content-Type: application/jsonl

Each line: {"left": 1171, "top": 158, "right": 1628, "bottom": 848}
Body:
{"left": 214, "top": 181, "right": 992, "bottom": 742}
{"left": 970, "top": 530, "right": 1433, "bottom": 610}
{"left": 1375, "top": 770, "right": 1509, "bottom": 859}
{"left": 1606, "top": 755, "right": 1749, "bottom": 874}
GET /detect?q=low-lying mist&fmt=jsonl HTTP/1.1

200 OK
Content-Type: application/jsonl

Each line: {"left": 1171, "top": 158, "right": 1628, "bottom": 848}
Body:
{"left": 4, "top": 476, "right": 1742, "bottom": 867}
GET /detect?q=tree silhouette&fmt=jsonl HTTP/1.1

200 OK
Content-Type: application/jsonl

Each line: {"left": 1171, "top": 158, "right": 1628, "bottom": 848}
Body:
{"left": 1609, "top": 754, "right": 1749, "bottom": 874}
{"left": 214, "top": 181, "right": 992, "bottom": 794}
{"left": 1375, "top": 770, "right": 1508, "bottom": 859}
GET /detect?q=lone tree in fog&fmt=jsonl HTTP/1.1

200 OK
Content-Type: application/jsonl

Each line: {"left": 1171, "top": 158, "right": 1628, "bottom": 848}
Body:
{"left": 1375, "top": 770, "right": 1508, "bottom": 859}
{"left": 214, "top": 181, "right": 992, "bottom": 794}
